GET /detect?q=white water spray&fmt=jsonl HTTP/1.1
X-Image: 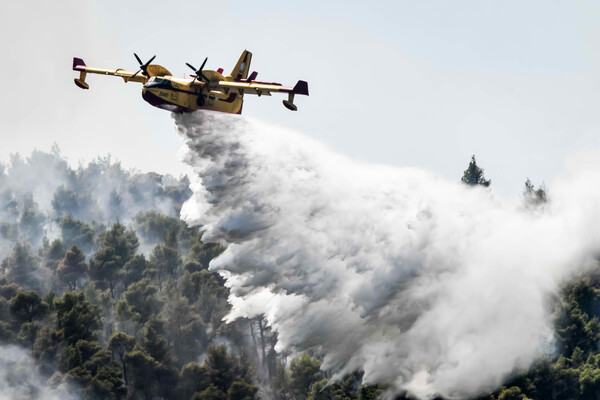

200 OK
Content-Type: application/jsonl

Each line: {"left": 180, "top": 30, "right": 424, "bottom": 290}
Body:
{"left": 175, "top": 111, "right": 600, "bottom": 399}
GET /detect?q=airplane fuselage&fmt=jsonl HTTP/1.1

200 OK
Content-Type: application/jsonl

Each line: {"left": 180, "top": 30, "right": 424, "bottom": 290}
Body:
{"left": 141, "top": 76, "right": 243, "bottom": 114}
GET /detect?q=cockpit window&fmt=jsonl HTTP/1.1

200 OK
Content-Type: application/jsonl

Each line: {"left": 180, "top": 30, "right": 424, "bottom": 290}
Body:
{"left": 145, "top": 77, "right": 172, "bottom": 89}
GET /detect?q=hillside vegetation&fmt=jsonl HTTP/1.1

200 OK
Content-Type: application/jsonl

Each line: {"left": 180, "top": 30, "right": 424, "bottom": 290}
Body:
{"left": 0, "top": 151, "right": 597, "bottom": 400}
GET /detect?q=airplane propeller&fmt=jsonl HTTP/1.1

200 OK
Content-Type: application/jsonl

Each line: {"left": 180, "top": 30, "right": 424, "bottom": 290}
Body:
{"left": 186, "top": 57, "right": 210, "bottom": 83}
{"left": 131, "top": 53, "right": 156, "bottom": 80}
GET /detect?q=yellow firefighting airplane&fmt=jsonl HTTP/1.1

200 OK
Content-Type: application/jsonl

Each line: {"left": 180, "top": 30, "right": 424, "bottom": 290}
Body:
{"left": 72, "top": 50, "right": 308, "bottom": 114}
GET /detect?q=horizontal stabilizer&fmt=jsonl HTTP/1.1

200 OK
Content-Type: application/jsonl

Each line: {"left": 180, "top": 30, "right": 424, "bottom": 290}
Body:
{"left": 282, "top": 100, "right": 297, "bottom": 111}
{"left": 74, "top": 78, "right": 89, "bottom": 89}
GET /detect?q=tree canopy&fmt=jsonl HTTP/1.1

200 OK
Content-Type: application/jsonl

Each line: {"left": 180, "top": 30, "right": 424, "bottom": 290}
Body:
{"left": 461, "top": 155, "right": 491, "bottom": 187}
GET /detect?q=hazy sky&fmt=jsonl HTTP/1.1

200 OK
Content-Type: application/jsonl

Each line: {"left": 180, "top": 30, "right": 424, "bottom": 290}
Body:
{"left": 2, "top": 0, "right": 600, "bottom": 195}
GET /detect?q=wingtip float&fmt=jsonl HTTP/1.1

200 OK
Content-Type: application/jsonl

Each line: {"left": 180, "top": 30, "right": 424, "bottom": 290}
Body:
{"left": 72, "top": 50, "right": 309, "bottom": 114}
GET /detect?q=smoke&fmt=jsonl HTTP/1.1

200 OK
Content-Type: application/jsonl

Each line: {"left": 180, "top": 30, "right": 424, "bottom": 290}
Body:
{"left": 175, "top": 111, "right": 600, "bottom": 399}
{"left": 0, "top": 148, "right": 189, "bottom": 257}
{"left": 0, "top": 344, "right": 81, "bottom": 400}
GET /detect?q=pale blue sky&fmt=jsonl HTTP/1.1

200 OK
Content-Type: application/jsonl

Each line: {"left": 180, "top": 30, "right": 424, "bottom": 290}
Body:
{"left": 2, "top": 1, "right": 600, "bottom": 195}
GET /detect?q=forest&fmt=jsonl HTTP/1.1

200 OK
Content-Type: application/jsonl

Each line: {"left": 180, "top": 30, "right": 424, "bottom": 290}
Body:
{"left": 0, "top": 150, "right": 599, "bottom": 400}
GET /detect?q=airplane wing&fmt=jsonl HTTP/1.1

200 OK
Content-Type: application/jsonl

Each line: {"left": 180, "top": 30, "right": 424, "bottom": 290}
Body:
{"left": 214, "top": 79, "right": 309, "bottom": 98}
{"left": 72, "top": 57, "right": 148, "bottom": 89}
{"left": 206, "top": 79, "right": 309, "bottom": 111}
{"left": 191, "top": 76, "right": 309, "bottom": 110}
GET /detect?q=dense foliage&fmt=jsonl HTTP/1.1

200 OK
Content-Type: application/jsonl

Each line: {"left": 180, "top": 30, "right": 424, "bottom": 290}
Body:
{"left": 0, "top": 151, "right": 381, "bottom": 400}
{"left": 473, "top": 271, "right": 600, "bottom": 400}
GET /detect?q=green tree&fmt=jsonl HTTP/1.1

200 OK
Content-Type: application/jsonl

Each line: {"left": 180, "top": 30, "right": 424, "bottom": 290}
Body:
{"left": 555, "top": 279, "right": 600, "bottom": 357}
{"left": 9, "top": 290, "right": 49, "bottom": 323}
{"left": 57, "top": 245, "right": 88, "bottom": 290}
{"left": 307, "top": 378, "right": 332, "bottom": 400}
{"left": 497, "top": 386, "right": 530, "bottom": 400}
{"left": 32, "top": 325, "right": 60, "bottom": 375}
{"left": 164, "top": 295, "right": 207, "bottom": 365}
{"left": 523, "top": 178, "right": 548, "bottom": 206}
{"left": 124, "top": 348, "right": 159, "bottom": 400}
{"left": 122, "top": 254, "right": 147, "bottom": 288}
{"left": 133, "top": 210, "right": 196, "bottom": 251}
{"left": 17, "top": 321, "right": 40, "bottom": 349}
{"left": 19, "top": 197, "right": 45, "bottom": 245}
{"left": 124, "top": 347, "right": 177, "bottom": 400}
{"left": 87, "top": 359, "right": 128, "bottom": 400}
{"left": 0, "top": 278, "right": 20, "bottom": 300}
{"left": 120, "top": 278, "right": 163, "bottom": 323}
{"left": 108, "top": 331, "right": 135, "bottom": 386}
{"left": 271, "top": 359, "right": 291, "bottom": 400}
{"left": 187, "top": 235, "right": 225, "bottom": 269}
{"left": 228, "top": 381, "right": 258, "bottom": 400}
{"left": 359, "top": 384, "right": 383, "bottom": 400}
{"left": 461, "top": 155, "right": 491, "bottom": 187}
{"left": 52, "top": 186, "right": 94, "bottom": 221}
{"left": 148, "top": 241, "right": 181, "bottom": 291}
{"left": 89, "top": 222, "right": 139, "bottom": 297}
{"left": 204, "top": 345, "right": 239, "bottom": 392}
{"left": 58, "top": 215, "right": 96, "bottom": 254}
{"left": 192, "top": 384, "right": 227, "bottom": 400}
{"left": 141, "top": 315, "right": 171, "bottom": 364}
{"left": 64, "top": 339, "right": 102, "bottom": 372}
{"left": 181, "top": 269, "right": 229, "bottom": 325}
{"left": 44, "top": 238, "right": 66, "bottom": 271}
{"left": 289, "top": 353, "right": 323, "bottom": 400}
{"left": 0, "top": 321, "right": 12, "bottom": 341}
{"left": 331, "top": 373, "right": 360, "bottom": 399}
{"left": 54, "top": 291, "right": 100, "bottom": 346}
{"left": 177, "top": 362, "right": 210, "bottom": 400}
{"left": 2, "top": 242, "right": 43, "bottom": 290}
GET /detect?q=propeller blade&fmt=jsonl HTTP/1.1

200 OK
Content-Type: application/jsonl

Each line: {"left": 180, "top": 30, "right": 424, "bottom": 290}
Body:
{"left": 145, "top": 55, "right": 156, "bottom": 67}
{"left": 133, "top": 53, "right": 156, "bottom": 77}
{"left": 131, "top": 69, "right": 141, "bottom": 80}
{"left": 186, "top": 57, "right": 209, "bottom": 82}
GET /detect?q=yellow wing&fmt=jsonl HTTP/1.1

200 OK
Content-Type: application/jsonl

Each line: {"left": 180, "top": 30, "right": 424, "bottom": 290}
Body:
{"left": 216, "top": 80, "right": 309, "bottom": 111}
{"left": 215, "top": 80, "right": 308, "bottom": 97}
{"left": 72, "top": 57, "right": 172, "bottom": 89}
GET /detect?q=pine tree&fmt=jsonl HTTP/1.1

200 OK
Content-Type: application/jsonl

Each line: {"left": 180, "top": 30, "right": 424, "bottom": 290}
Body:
{"left": 89, "top": 223, "right": 139, "bottom": 297}
{"left": 523, "top": 178, "right": 547, "bottom": 206}
{"left": 2, "top": 242, "right": 43, "bottom": 290}
{"left": 461, "top": 155, "right": 491, "bottom": 187}
{"left": 57, "top": 245, "right": 88, "bottom": 290}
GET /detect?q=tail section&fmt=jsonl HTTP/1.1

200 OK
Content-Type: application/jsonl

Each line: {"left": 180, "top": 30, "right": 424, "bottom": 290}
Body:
{"left": 282, "top": 80, "right": 309, "bottom": 111}
{"left": 292, "top": 80, "right": 309, "bottom": 96}
{"left": 73, "top": 57, "right": 86, "bottom": 70}
{"left": 73, "top": 57, "right": 89, "bottom": 89}
{"left": 231, "top": 50, "right": 252, "bottom": 80}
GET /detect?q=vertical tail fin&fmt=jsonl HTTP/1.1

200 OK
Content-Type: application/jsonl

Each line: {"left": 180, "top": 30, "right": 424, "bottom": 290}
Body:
{"left": 230, "top": 50, "right": 252, "bottom": 80}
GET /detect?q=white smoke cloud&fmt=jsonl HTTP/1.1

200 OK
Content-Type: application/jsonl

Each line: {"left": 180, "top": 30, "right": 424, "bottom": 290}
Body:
{"left": 0, "top": 345, "right": 81, "bottom": 400}
{"left": 175, "top": 111, "right": 600, "bottom": 399}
